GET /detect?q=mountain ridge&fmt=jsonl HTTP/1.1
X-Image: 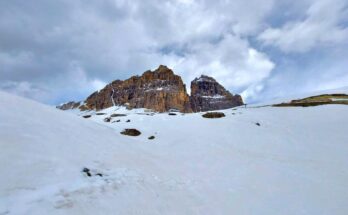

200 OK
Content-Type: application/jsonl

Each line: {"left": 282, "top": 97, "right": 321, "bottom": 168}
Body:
{"left": 57, "top": 65, "right": 244, "bottom": 112}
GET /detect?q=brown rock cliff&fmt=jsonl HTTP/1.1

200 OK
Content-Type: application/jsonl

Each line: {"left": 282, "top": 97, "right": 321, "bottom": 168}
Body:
{"left": 83, "top": 65, "right": 192, "bottom": 112}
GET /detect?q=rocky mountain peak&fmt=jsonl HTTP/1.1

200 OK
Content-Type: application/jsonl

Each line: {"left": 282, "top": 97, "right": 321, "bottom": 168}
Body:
{"left": 81, "top": 65, "right": 192, "bottom": 113}
{"left": 58, "top": 66, "right": 243, "bottom": 113}
{"left": 190, "top": 74, "right": 243, "bottom": 112}
{"left": 193, "top": 75, "right": 216, "bottom": 83}
{"left": 157, "top": 65, "right": 171, "bottom": 72}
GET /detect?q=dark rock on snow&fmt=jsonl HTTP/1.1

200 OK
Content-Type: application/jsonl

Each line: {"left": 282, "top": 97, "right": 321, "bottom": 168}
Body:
{"left": 202, "top": 112, "right": 226, "bottom": 118}
{"left": 104, "top": 117, "right": 111, "bottom": 122}
{"left": 82, "top": 167, "right": 92, "bottom": 177}
{"left": 121, "top": 129, "right": 141, "bottom": 136}
{"left": 111, "top": 113, "right": 127, "bottom": 117}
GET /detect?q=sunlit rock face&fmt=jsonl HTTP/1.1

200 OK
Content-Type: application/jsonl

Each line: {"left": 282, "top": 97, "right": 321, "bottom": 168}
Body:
{"left": 84, "top": 65, "right": 192, "bottom": 113}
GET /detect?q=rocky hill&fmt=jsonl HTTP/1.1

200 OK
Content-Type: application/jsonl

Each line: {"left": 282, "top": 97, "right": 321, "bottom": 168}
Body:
{"left": 190, "top": 75, "right": 243, "bottom": 112}
{"left": 80, "top": 65, "right": 192, "bottom": 112}
{"left": 57, "top": 65, "right": 243, "bottom": 112}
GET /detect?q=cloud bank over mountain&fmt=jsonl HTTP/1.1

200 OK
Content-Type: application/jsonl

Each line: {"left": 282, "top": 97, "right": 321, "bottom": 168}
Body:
{"left": 0, "top": 0, "right": 347, "bottom": 104}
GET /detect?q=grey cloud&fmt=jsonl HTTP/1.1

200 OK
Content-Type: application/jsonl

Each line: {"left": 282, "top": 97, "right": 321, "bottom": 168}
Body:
{"left": 258, "top": 0, "right": 348, "bottom": 53}
{"left": 0, "top": 0, "right": 346, "bottom": 105}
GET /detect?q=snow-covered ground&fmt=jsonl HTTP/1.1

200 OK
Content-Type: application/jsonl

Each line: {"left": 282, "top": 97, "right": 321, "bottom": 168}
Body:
{"left": 1, "top": 90, "right": 348, "bottom": 215}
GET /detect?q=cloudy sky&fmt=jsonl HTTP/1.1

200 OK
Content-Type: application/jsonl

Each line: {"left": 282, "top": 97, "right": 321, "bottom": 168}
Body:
{"left": 1, "top": 0, "right": 347, "bottom": 105}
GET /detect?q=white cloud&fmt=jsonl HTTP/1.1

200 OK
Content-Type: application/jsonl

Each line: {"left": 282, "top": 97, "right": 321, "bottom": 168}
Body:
{"left": 258, "top": 0, "right": 348, "bottom": 53}
{"left": 0, "top": 81, "right": 51, "bottom": 103}
{"left": 167, "top": 35, "right": 275, "bottom": 98}
{"left": 64, "top": 62, "right": 107, "bottom": 93}
{"left": 241, "top": 84, "right": 265, "bottom": 101}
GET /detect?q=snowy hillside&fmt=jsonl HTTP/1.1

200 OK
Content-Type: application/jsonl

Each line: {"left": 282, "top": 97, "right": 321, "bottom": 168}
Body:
{"left": 1, "top": 90, "right": 348, "bottom": 215}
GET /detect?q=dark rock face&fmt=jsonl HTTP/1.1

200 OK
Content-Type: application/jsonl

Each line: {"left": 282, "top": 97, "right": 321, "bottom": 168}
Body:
{"left": 190, "top": 75, "right": 243, "bottom": 112}
{"left": 84, "top": 65, "right": 192, "bottom": 113}
{"left": 56, "top": 101, "right": 80, "bottom": 110}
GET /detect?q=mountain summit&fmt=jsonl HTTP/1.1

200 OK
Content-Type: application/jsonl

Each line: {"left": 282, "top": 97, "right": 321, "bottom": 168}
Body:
{"left": 58, "top": 65, "right": 243, "bottom": 112}
{"left": 80, "top": 65, "right": 192, "bottom": 112}
{"left": 190, "top": 75, "right": 243, "bottom": 112}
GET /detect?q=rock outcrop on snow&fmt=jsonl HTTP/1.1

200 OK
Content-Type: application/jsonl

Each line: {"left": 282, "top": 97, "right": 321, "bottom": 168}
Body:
{"left": 190, "top": 75, "right": 243, "bottom": 112}
{"left": 56, "top": 101, "right": 81, "bottom": 110}
{"left": 202, "top": 112, "right": 226, "bottom": 118}
{"left": 58, "top": 66, "right": 243, "bottom": 113}
{"left": 121, "top": 128, "right": 142, "bottom": 136}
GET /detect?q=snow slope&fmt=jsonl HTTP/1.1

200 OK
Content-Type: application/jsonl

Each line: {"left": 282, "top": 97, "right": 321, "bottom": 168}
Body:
{"left": 1, "top": 91, "right": 348, "bottom": 215}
